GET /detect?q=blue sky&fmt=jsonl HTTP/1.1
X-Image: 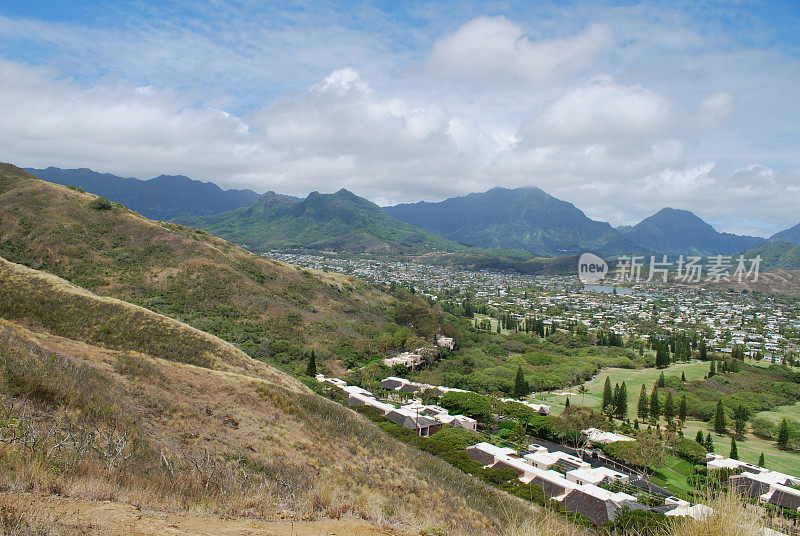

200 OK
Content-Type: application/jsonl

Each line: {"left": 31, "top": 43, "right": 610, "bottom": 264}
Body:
{"left": 1, "top": 1, "right": 799, "bottom": 235}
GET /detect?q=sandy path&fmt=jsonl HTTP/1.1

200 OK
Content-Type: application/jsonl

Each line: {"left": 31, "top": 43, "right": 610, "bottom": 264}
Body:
{"left": 4, "top": 493, "right": 409, "bottom": 536}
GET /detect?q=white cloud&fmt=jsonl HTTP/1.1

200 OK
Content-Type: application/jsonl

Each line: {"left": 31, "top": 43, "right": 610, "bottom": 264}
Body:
{"left": 423, "top": 16, "right": 611, "bottom": 87}
{"left": 518, "top": 76, "right": 674, "bottom": 145}
{"left": 1, "top": 4, "right": 799, "bottom": 239}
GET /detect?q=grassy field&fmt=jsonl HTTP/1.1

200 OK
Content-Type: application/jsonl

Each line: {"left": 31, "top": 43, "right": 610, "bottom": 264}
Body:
{"left": 650, "top": 455, "right": 696, "bottom": 500}
{"left": 756, "top": 401, "right": 800, "bottom": 424}
{"left": 681, "top": 419, "right": 800, "bottom": 477}
{"left": 532, "top": 361, "right": 711, "bottom": 417}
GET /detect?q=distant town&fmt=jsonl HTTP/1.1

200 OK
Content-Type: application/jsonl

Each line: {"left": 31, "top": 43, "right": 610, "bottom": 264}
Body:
{"left": 270, "top": 252, "right": 800, "bottom": 366}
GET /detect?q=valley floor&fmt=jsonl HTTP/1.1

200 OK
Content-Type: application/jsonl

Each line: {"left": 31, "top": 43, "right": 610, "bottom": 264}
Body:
{"left": 1, "top": 492, "right": 409, "bottom": 536}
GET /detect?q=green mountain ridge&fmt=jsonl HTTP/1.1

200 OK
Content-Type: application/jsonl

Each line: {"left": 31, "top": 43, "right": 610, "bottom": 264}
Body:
{"left": 620, "top": 207, "right": 764, "bottom": 256}
{"left": 385, "top": 186, "right": 644, "bottom": 257}
{"left": 175, "top": 188, "right": 468, "bottom": 254}
{"left": 738, "top": 241, "right": 800, "bottom": 271}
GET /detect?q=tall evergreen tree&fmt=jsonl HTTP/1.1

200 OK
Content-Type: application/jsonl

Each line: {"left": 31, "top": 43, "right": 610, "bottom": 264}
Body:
{"left": 305, "top": 349, "right": 317, "bottom": 377}
{"left": 777, "top": 418, "right": 790, "bottom": 449}
{"left": 758, "top": 452, "right": 765, "bottom": 467}
{"left": 637, "top": 384, "right": 649, "bottom": 421}
{"left": 695, "top": 430, "right": 704, "bottom": 444}
{"left": 730, "top": 437, "right": 739, "bottom": 460}
{"left": 709, "top": 360, "right": 716, "bottom": 377}
{"left": 649, "top": 386, "right": 660, "bottom": 421}
{"left": 681, "top": 371, "right": 686, "bottom": 381}
{"left": 733, "top": 405, "right": 749, "bottom": 438}
{"left": 602, "top": 377, "right": 613, "bottom": 411}
{"left": 699, "top": 339, "right": 708, "bottom": 361}
{"left": 657, "top": 372, "right": 666, "bottom": 388}
{"left": 616, "top": 382, "right": 628, "bottom": 418}
{"left": 678, "top": 395, "right": 688, "bottom": 423}
{"left": 705, "top": 432, "right": 714, "bottom": 453}
{"left": 513, "top": 366, "right": 529, "bottom": 398}
{"left": 714, "top": 400, "right": 726, "bottom": 434}
{"left": 565, "top": 397, "right": 570, "bottom": 408}
{"left": 663, "top": 391, "right": 675, "bottom": 421}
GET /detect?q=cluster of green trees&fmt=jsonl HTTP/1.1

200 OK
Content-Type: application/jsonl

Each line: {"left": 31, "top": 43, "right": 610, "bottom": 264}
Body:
{"left": 635, "top": 375, "right": 688, "bottom": 425}
{"left": 709, "top": 358, "right": 741, "bottom": 377}
{"left": 653, "top": 338, "right": 671, "bottom": 368}
{"left": 601, "top": 377, "right": 628, "bottom": 418}
{"left": 596, "top": 330, "right": 624, "bottom": 347}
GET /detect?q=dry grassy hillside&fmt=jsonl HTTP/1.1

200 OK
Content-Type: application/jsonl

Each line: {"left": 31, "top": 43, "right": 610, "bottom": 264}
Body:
{"left": 0, "top": 260, "right": 534, "bottom": 534}
{"left": 0, "top": 163, "right": 389, "bottom": 372}
{"left": 705, "top": 269, "right": 800, "bottom": 297}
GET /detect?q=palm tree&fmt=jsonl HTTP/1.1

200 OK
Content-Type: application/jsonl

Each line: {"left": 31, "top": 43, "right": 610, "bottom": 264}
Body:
{"left": 578, "top": 385, "right": 588, "bottom": 406}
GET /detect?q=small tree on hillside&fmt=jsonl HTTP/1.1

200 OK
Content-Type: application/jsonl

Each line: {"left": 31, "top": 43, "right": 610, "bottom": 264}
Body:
{"left": 578, "top": 385, "right": 588, "bottom": 406}
{"left": 657, "top": 372, "right": 666, "bottom": 388}
{"left": 714, "top": 400, "right": 726, "bottom": 434}
{"left": 695, "top": 430, "right": 704, "bottom": 444}
{"left": 513, "top": 366, "right": 529, "bottom": 399}
{"left": 705, "top": 432, "right": 715, "bottom": 453}
{"left": 729, "top": 437, "right": 739, "bottom": 460}
{"left": 305, "top": 349, "right": 317, "bottom": 377}
{"left": 777, "top": 418, "right": 790, "bottom": 450}
{"left": 733, "top": 405, "right": 749, "bottom": 439}
{"left": 758, "top": 452, "right": 765, "bottom": 467}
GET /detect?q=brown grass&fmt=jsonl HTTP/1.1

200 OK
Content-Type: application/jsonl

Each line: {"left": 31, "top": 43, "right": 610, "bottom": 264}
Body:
{"left": 0, "top": 256, "right": 300, "bottom": 390}
{"left": 0, "top": 316, "right": 533, "bottom": 535}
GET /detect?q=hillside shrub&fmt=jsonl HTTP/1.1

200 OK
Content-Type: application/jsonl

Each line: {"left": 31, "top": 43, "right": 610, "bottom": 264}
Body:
{"left": 673, "top": 437, "right": 707, "bottom": 463}
{"left": 88, "top": 197, "right": 113, "bottom": 210}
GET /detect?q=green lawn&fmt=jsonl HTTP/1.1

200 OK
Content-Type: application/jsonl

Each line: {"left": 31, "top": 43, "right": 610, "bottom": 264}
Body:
{"left": 650, "top": 455, "right": 695, "bottom": 499}
{"left": 756, "top": 400, "right": 800, "bottom": 424}
{"left": 681, "top": 419, "right": 800, "bottom": 477}
{"left": 532, "top": 361, "right": 711, "bottom": 417}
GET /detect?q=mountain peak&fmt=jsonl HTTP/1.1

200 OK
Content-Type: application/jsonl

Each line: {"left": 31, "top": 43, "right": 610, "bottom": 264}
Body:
{"left": 385, "top": 186, "right": 639, "bottom": 257}
{"left": 622, "top": 208, "right": 764, "bottom": 255}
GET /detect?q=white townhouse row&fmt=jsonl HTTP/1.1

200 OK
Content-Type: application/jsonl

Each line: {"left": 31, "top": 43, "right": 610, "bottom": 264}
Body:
{"left": 381, "top": 376, "right": 552, "bottom": 415}
{"left": 702, "top": 454, "right": 800, "bottom": 513}
{"left": 465, "top": 441, "right": 711, "bottom": 526}
{"left": 316, "top": 374, "right": 477, "bottom": 435}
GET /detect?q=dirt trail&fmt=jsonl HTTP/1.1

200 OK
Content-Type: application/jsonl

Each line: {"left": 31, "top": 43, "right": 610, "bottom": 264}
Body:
{"left": 4, "top": 493, "right": 410, "bottom": 536}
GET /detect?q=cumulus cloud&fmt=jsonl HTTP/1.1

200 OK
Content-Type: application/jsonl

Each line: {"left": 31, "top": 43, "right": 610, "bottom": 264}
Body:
{"left": 1, "top": 4, "right": 799, "bottom": 238}
{"left": 423, "top": 16, "right": 611, "bottom": 87}
{"left": 518, "top": 76, "right": 674, "bottom": 145}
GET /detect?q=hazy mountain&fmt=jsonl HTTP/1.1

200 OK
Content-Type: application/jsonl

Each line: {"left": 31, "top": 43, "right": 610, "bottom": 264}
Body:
{"left": 176, "top": 188, "right": 466, "bottom": 254}
{"left": 384, "top": 186, "right": 641, "bottom": 257}
{"left": 620, "top": 207, "right": 764, "bottom": 256}
{"left": 769, "top": 221, "right": 800, "bottom": 245}
{"left": 25, "top": 166, "right": 260, "bottom": 220}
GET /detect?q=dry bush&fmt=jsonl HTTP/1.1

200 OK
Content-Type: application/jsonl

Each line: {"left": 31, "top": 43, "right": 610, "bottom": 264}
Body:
{"left": 670, "top": 491, "right": 764, "bottom": 536}
{"left": 503, "top": 506, "right": 592, "bottom": 536}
